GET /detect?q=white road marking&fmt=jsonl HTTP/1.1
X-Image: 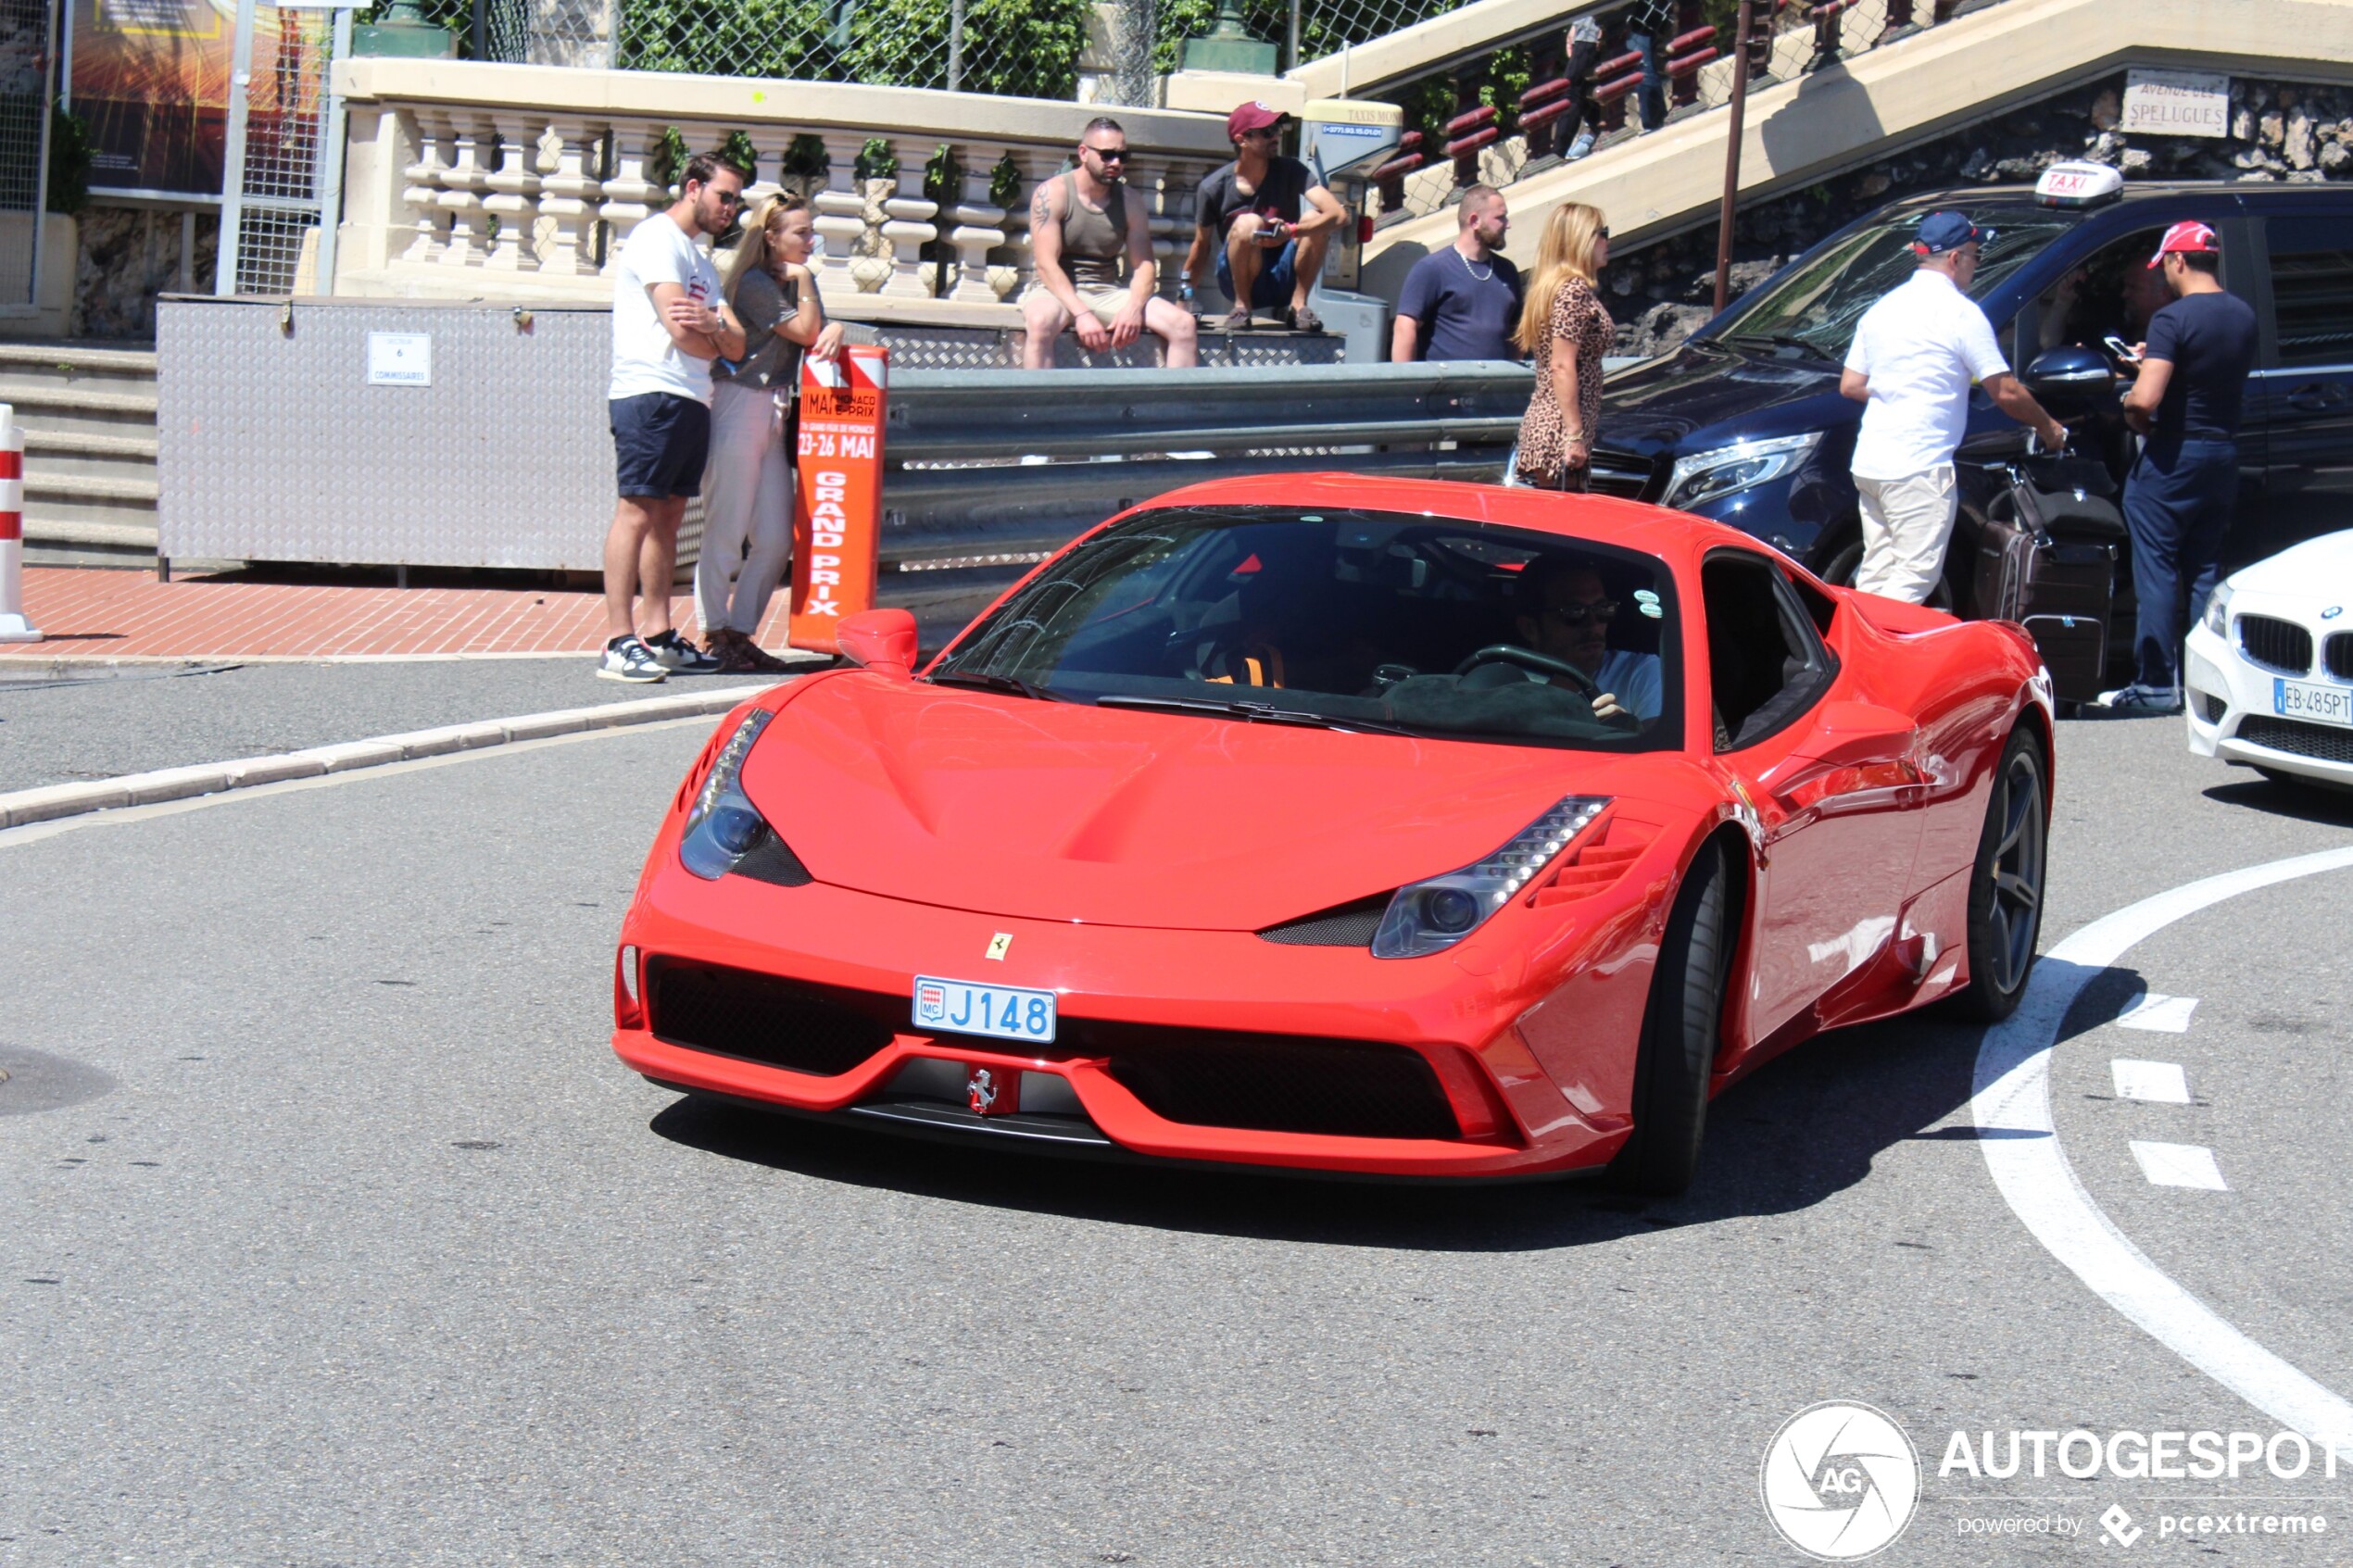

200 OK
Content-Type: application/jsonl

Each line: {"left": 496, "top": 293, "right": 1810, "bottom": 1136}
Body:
{"left": 2117, "top": 992, "right": 2199, "bottom": 1032}
{"left": 2130, "top": 1140, "right": 2229, "bottom": 1191}
{"left": 2111, "top": 1059, "right": 2191, "bottom": 1104}
{"left": 1972, "top": 845, "right": 2353, "bottom": 1461}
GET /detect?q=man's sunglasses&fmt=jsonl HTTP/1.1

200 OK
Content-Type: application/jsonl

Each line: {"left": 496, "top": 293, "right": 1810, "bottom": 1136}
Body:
{"left": 1542, "top": 600, "right": 1619, "bottom": 627}
{"left": 1087, "top": 145, "right": 1130, "bottom": 163}
{"left": 708, "top": 189, "right": 745, "bottom": 207}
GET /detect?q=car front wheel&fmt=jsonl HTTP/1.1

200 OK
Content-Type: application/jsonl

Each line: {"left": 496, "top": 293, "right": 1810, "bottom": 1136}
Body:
{"left": 1609, "top": 839, "right": 1731, "bottom": 1196}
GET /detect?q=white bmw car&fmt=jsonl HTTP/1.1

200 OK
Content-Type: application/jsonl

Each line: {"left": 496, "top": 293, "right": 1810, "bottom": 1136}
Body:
{"left": 2185, "top": 531, "right": 2353, "bottom": 790}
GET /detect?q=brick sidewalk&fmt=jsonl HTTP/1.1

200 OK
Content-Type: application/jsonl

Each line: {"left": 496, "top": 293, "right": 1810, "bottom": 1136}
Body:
{"left": 2, "top": 569, "right": 796, "bottom": 660}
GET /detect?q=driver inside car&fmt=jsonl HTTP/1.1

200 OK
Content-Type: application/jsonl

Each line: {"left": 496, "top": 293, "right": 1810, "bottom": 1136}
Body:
{"left": 1510, "top": 557, "right": 1664, "bottom": 722}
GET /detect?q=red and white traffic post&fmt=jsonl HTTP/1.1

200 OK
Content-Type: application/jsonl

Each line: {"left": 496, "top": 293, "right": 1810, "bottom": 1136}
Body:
{"left": 0, "top": 402, "right": 42, "bottom": 643}
{"left": 788, "top": 344, "right": 888, "bottom": 656}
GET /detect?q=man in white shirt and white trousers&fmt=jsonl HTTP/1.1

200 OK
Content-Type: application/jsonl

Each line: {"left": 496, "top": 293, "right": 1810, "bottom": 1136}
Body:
{"left": 1841, "top": 211, "right": 2067, "bottom": 603}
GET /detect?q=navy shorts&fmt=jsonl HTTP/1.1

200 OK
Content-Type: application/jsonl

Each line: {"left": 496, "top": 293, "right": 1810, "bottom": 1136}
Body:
{"left": 1216, "top": 237, "right": 1299, "bottom": 310}
{"left": 610, "top": 392, "right": 711, "bottom": 499}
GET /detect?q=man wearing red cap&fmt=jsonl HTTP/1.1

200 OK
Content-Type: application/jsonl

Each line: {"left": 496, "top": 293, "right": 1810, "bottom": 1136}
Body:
{"left": 2101, "top": 220, "right": 2258, "bottom": 713}
{"left": 1183, "top": 102, "right": 1347, "bottom": 332}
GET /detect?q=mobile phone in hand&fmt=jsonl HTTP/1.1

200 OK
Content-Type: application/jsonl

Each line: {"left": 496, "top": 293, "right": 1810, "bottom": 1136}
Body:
{"left": 2103, "top": 334, "right": 2139, "bottom": 361}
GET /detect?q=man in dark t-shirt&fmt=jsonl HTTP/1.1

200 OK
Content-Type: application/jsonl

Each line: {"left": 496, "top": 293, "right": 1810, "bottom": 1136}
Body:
{"left": 1392, "top": 185, "right": 1524, "bottom": 362}
{"left": 2099, "top": 220, "right": 2259, "bottom": 713}
{"left": 1182, "top": 102, "right": 1347, "bottom": 332}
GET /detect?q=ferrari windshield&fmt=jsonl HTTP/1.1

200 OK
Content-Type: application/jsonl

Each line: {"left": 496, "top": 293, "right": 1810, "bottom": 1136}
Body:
{"left": 1709, "top": 207, "right": 2075, "bottom": 359}
{"left": 931, "top": 507, "right": 1683, "bottom": 751}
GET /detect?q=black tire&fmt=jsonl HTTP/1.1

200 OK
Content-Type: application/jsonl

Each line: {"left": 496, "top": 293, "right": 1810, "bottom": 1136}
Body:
{"left": 1609, "top": 839, "right": 1731, "bottom": 1197}
{"left": 1953, "top": 726, "right": 2049, "bottom": 1023}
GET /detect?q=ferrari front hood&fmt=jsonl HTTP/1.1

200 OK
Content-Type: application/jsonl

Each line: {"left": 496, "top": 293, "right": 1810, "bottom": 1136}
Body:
{"left": 738, "top": 672, "right": 1630, "bottom": 930}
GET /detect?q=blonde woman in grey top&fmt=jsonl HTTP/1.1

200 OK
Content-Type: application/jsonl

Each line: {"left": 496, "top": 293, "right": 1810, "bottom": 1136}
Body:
{"left": 1021, "top": 117, "right": 1198, "bottom": 368}
{"left": 697, "top": 193, "right": 845, "bottom": 671}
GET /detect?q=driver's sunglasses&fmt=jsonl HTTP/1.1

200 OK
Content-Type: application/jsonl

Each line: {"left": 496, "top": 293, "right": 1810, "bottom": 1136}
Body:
{"left": 1088, "top": 145, "right": 1130, "bottom": 163}
{"left": 1543, "top": 600, "right": 1619, "bottom": 627}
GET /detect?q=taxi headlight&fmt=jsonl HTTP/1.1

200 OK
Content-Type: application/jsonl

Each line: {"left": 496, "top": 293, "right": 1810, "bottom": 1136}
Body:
{"left": 1662, "top": 433, "right": 1821, "bottom": 510}
{"left": 680, "top": 709, "right": 775, "bottom": 879}
{"left": 1372, "top": 797, "right": 1610, "bottom": 959}
{"left": 2203, "top": 583, "right": 2233, "bottom": 639}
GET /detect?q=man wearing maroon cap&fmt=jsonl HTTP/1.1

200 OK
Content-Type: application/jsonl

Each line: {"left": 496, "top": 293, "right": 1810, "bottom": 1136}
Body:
{"left": 2100, "top": 220, "right": 2258, "bottom": 713}
{"left": 1183, "top": 102, "right": 1347, "bottom": 332}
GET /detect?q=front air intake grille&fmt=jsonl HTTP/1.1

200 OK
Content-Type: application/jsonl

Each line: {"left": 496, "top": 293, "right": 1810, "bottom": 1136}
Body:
{"left": 2236, "top": 716, "right": 2353, "bottom": 765}
{"left": 2196, "top": 690, "right": 2228, "bottom": 725}
{"left": 1583, "top": 450, "right": 1652, "bottom": 500}
{"left": 646, "top": 958, "right": 898, "bottom": 1076}
{"left": 1067, "top": 1021, "right": 1460, "bottom": 1140}
{"left": 2326, "top": 632, "right": 2353, "bottom": 683}
{"left": 2239, "top": 615, "right": 2314, "bottom": 675}
{"left": 1257, "top": 893, "right": 1392, "bottom": 947}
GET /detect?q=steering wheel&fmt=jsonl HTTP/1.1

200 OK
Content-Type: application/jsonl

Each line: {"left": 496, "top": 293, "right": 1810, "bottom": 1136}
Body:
{"left": 1453, "top": 644, "right": 1601, "bottom": 697}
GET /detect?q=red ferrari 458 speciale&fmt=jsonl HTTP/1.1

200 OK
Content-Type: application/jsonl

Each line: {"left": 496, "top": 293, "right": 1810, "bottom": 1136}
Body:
{"left": 612, "top": 475, "right": 2053, "bottom": 1192}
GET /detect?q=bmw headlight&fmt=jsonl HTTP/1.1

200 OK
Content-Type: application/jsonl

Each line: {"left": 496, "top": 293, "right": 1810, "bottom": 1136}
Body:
{"left": 2203, "top": 583, "right": 2233, "bottom": 638}
{"left": 1662, "top": 433, "right": 1821, "bottom": 510}
{"left": 679, "top": 709, "right": 774, "bottom": 879}
{"left": 1372, "top": 797, "right": 1611, "bottom": 959}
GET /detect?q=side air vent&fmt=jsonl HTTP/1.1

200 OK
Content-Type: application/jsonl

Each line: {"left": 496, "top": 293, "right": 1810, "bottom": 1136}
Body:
{"left": 1256, "top": 892, "right": 1394, "bottom": 947}
{"left": 1525, "top": 818, "right": 1655, "bottom": 906}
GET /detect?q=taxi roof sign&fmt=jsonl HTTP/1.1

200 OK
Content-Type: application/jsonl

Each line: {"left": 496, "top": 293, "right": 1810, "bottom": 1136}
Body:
{"left": 2035, "top": 161, "right": 2125, "bottom": 209}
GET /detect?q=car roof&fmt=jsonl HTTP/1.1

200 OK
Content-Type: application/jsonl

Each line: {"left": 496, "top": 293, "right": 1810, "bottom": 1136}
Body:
{"left": 1869, "top": 178, "right": 2353, "bottom": 218}
{"left": 1134, "top": 473, "right": 1784, "bottom": 563}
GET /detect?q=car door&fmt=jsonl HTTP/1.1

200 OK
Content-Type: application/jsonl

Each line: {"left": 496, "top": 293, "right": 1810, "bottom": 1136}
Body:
{"left": 1701, "top": 551, "right": 1923, "bottom": 1047}
{"left": 2246, "top": 211, "right": 2353, "bottom": 568}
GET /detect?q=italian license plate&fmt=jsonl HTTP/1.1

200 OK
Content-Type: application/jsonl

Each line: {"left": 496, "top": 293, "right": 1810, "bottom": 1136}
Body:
{"left": 2274, "top": 677, "right": 2353, "bottom": 728}
{"left": 912, "top": 974, "right": 1057, "bottom": 1044}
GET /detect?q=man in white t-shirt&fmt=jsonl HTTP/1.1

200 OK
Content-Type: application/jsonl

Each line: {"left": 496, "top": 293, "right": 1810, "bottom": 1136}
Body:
{"left": 1840, "top": 211, "right": 2066, "bottom": 603}
{"left": 598, "top": 150, "right": 749, "bottom": 683}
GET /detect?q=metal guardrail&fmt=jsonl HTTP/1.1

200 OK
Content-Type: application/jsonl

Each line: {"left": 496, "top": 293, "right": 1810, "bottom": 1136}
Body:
{"left": 880, "top": 361, "right": 1531, "bottom": 564}
{"left": 154, "top": 298, "right": 1532, "bottom": 573}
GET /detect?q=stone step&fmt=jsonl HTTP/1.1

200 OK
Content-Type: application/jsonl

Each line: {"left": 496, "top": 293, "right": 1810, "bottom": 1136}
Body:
{"left": 22, "top": 515, "right": 160, "bottom": 570}
{"left": 22, "top": 427, "right": 159, "bottom": 484}
{"left": 0, "top": 377, "right": 160, "bottom": 438}
{"left": 0, "top": 340, "right": 160, "bottom": 389}
{"left": 21, "top": 470, "right": 160, "bottom": 554}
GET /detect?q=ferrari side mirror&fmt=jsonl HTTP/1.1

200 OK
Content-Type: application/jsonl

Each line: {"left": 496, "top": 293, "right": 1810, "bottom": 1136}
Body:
{"left": 837, "top": 608, "right": 918, "bottom": 678}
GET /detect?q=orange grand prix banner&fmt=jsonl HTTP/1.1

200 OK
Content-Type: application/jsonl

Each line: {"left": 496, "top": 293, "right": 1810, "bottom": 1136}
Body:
{"left": 788, "top": 344, "right": 887, "bottom": 655}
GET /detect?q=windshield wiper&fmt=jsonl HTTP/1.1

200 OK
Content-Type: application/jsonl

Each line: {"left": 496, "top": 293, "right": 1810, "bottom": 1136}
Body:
{"left": 925, "top": 669, "right": 1069, "bottom": 702}
{"left": 1725, "top": 332, "right": 1834, "bottom": 362}
{"left": 1095, "top": 694, "right": 1416, "bottom": 736}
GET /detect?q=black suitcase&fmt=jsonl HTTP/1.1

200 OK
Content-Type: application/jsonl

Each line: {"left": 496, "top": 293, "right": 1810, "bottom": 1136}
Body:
{"left": 1974, "top": 456, "right": 2124, "bottom": 704}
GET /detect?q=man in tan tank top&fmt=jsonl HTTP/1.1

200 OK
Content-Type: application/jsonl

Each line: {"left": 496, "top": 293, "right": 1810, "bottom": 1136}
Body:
{"left": 1022, "top": 117, "right": 1200, "bottom": 369}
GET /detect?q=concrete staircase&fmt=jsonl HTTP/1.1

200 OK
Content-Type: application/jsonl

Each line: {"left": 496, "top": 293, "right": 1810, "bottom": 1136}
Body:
{"left": 0, "top": 341, "right": 160, "bottom": 569}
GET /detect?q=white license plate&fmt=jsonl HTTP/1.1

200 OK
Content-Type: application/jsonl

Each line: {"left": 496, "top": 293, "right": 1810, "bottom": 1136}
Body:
{"left": 2274, "top": 677, "right": 2353, "bottom": 728}
{"left": 912, "top": 974, "right": 1057, "bottom": 1044}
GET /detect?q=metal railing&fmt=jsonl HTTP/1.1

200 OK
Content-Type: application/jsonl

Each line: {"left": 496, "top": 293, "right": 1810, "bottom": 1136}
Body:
{"left": 881, "top": 360, "right": 1531, "bottom": 562}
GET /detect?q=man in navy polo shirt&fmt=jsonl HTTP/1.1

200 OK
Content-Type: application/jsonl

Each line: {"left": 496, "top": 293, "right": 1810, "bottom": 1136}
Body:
{"left": 2098, "top": 220, "right": 2259, "bottom": 714}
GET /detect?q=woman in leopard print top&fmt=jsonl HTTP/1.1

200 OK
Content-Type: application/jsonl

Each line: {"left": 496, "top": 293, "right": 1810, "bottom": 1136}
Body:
{"left": 1512, "top": 203, "right": 1614, "bottom": 492}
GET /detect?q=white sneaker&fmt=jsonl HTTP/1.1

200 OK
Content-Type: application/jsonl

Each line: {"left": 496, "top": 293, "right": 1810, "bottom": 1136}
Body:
{"left": 598, "top": 637, "right": 669, "bottom": 684}
{"left": 643, "top": 630, "right": 722, "bottom": 674}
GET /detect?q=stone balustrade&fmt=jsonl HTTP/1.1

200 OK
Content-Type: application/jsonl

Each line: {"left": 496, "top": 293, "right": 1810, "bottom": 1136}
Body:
{"left": 333, "top": 57, "right": 1233, "bottom": 331}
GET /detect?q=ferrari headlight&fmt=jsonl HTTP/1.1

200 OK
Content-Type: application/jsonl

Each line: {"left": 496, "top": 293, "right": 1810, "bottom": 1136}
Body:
{"left": 1371, "top": 796, "right": 1610, "bottom": 959}
{"left": 1662, "top": 433, "right": 1820, "bottom": 510}
{"left": 2203, "top": 583, "right": 2233, "bottom": 638}
{"left": 679, "top": 709, "right": 774, "bottom": 879}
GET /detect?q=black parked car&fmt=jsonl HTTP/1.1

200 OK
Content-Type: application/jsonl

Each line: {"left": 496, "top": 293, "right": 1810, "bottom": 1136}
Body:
{"left": 1594, "top": 169, "right": 2353, "bottom": 679}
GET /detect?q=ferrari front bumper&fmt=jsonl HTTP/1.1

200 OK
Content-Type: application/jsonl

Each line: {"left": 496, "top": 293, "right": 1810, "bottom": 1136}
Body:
{"left": 612, "top": 863, "right": 1631, "bottom": 1179}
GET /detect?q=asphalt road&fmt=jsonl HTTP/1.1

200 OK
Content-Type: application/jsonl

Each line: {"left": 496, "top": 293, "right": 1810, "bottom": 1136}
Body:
{"left": 4, "top": 705, "right": 2352, "bottom": 1565}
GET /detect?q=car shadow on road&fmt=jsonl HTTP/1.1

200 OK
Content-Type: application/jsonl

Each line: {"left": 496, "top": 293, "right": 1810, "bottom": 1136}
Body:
{"left": 2201, "top": 776, "right": 2353, "bottom": 826}
{"left": 650, "top": 999, "right": 2039, "bottom": 1252}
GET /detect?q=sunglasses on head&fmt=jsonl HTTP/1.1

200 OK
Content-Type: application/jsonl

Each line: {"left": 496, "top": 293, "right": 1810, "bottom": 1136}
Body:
{"left": 1542, "top": 600, "right": 1619, "bottom": 627}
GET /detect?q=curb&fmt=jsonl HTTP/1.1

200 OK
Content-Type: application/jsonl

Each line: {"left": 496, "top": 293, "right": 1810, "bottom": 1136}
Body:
{"left": 0, "top": 681, "right": 784, "bottom": 831}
